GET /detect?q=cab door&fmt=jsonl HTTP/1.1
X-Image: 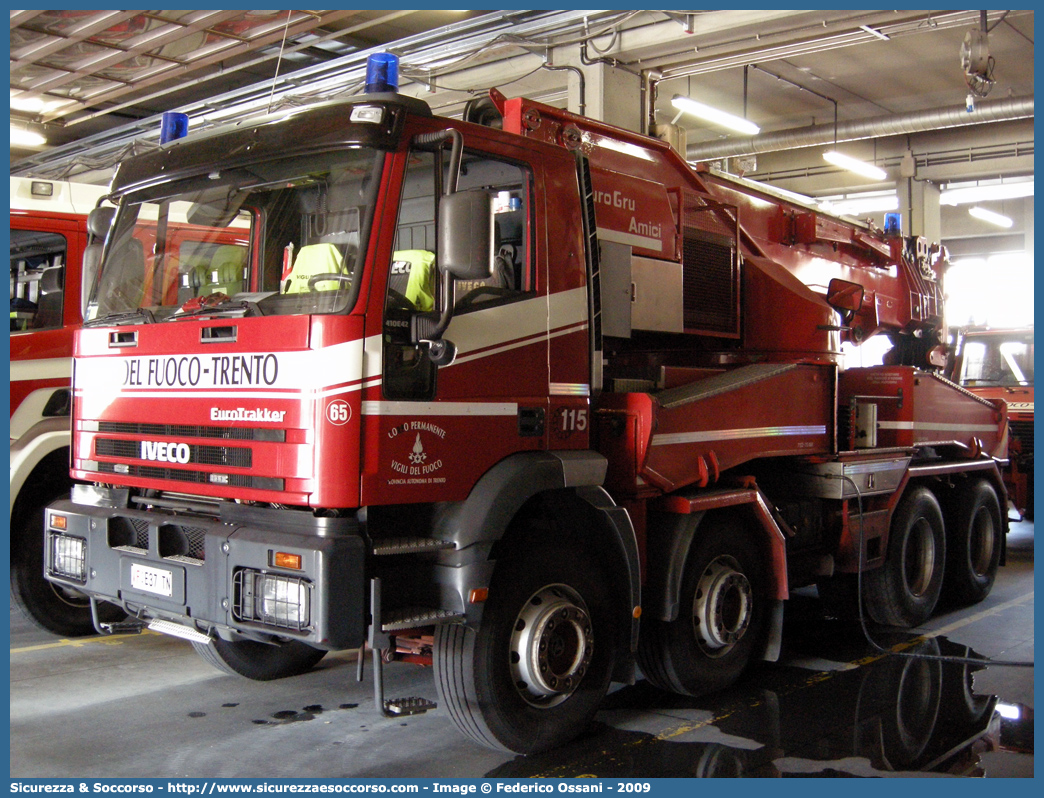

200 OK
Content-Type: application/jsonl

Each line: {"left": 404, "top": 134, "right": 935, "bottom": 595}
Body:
{"left": 360, "top": 134, "right": 585, "bottom": 505}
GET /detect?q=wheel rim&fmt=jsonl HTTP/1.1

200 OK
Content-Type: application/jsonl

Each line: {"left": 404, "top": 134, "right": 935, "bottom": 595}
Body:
{"left": 903, "top": 518, "right": 936, "bottom": 597}
{"left": 692, "top": 555, "right": 753, "bottom": 658}
{"left": 509, "top": 584, "right": 593, "bottom": 707}
{"left": 969, "top": 506, "right": 996, "bottom": 577}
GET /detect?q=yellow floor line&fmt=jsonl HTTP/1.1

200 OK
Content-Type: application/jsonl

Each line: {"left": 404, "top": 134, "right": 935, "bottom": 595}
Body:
{"left": 11, "top": 628, "right": 161, "bottom": 654}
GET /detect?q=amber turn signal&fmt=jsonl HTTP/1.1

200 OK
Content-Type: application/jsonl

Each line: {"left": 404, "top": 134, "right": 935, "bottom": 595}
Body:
{"left": 273, "top": 551, "right": 302, "bottom": 570}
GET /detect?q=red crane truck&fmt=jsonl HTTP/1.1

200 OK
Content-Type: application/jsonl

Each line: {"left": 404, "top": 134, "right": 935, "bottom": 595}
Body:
{"left": 10, "top": 176, "right": 127, "bottom": 635}
{"left": 43, "top": 67, "right": 1008, "bottom": 754}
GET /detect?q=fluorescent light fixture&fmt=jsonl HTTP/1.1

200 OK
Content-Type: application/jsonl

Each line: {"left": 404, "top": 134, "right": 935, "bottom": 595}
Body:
{"left": 671, "top": 94, "right": 760, "bottom": 135}
{"left": 823, "top": 150, "right": 888, "bottom": 181}
{"left": 820, "top": 193, "right": 898, "bottom": 216}
{"left": 10, "top": 125, "right": 46, "bottom": 148}
{"left": 859, "top": 24, "right": 890, "bottom": 41}
{"left": 968, "top": 206, "right": 1014, "bottom": 228}
{"left": 10, "top": 91, "right": 45, "bottom": 113}
{"left": 941, "top": 181, "right": 1034, "bottom": 205}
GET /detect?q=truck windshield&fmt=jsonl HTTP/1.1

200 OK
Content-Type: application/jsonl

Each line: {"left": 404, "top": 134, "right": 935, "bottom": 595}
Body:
{"left": 959, "top": 332, "right": 1034, "bottom": 387}
{"left": 86, "top": 148, "right": 385, "bottom": 322}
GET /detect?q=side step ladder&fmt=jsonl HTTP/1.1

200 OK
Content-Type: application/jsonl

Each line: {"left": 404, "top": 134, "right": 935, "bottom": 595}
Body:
{"left": 363, "top": 577, "right": 463, "bottom": 717}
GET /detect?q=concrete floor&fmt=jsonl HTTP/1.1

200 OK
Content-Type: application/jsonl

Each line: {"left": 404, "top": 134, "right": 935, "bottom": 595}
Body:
{"left": 10, "top": 521, "right": 1033, "bottom": 778}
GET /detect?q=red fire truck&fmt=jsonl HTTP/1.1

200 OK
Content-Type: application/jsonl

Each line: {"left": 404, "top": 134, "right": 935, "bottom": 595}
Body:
{"left": 44, "top": 65, "right": 1008, "bottom": 754}
{"left": 949, "top": 326, "right": 1034, "bottom": 519}
{"left": 9, "top": 176, "right": 131, "bottom": 635}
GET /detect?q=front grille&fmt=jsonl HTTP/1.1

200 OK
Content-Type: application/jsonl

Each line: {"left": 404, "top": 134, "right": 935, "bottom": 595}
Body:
{"left": 95, "top": 438, "right": 252, "bottom": 468}
{"left": 159, "top": 524, "right": 207, "bottom": 562}
{"left": 96, "top": 461, "right": 283, "bottom": 492}
{"left": 109, "top": 517, "right": 150, "bottom": 552}
{"left": 97, "top": 421, "right": 284, "bottom": 443}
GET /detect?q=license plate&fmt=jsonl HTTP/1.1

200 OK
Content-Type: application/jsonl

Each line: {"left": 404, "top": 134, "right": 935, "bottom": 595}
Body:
{"left": 130, "top": 563, "right": 174, "bottom": 598}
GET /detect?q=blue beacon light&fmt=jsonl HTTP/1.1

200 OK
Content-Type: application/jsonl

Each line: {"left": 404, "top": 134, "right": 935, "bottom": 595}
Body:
{"left": 365, "top": 53, "right": 399, "bottom": 93}
{"left": 159, "top": 111, "right": 189, "bottom": 144}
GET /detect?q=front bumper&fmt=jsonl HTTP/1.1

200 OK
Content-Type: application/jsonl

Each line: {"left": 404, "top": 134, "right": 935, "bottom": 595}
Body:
{"left": 43, "top": 487, "right": 366, "bottom": 649}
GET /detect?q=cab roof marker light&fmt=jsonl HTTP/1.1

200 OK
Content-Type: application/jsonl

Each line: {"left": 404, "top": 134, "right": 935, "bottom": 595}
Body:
{"left": 365, "top": 53, "right": 399, "bottom": 94}
{"left": 350, "top": 105, "right": 385, "bottom": 124}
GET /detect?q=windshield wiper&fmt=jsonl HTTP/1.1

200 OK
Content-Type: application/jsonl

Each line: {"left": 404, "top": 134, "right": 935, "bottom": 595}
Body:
{"left": 83, "top": 308, "right": 156, "bottom": 327}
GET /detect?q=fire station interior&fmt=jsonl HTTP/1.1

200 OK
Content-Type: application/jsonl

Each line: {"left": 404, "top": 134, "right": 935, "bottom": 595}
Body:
{"left": 9, "top": 10, "right": 1033, "bottom": 778}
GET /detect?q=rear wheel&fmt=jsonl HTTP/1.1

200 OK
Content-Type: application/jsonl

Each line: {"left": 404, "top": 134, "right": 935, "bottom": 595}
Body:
{"left": 945, "top": 479, "right": 1002, "bottom": 604}
{"left": 864, "top": 487, "right": 945, "bottom": 627}
{"left": 193, "top": 637, "right": 326, "bottom": 681}
{"left": 434, "top": 545, "right": 615, "bottom": 754}
{"left": 857, "top": 637, "right": 942, "bottom": 768}
{"left": 638, "top": 516, "right": 767, "bottom": 696}
{"left": 10, "top": 496, "right": 124, "bottom": 637}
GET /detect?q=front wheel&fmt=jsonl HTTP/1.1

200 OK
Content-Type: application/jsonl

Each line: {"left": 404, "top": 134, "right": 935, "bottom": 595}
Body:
{"left": 10, "top": 497, "right": 124, "bottom": 637}
{"left": 433, "top": 546, "right": 615, "bottom": 754}
{"left": 637, "top": 516, "right": 768, "bottom": 696}
{"left": 864, "top": 486, "right": 946, "bottom": 627}
{"left": 193, "top": 637, "right": 326, "bottom": 681}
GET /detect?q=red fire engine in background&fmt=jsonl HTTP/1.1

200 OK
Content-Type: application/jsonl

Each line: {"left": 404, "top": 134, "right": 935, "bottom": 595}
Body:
{"left": 949, "top": 326, "right": 1033, "bottom": 519}
{"left": 9, "top": 176, "right": 128, "bottom": 635}
{"left": 43, "top": 58, "right": 1009, "bottom": 754}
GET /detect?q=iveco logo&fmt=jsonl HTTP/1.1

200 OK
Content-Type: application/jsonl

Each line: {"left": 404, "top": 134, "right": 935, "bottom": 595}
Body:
{"left": 140, "top": 440, "right": 191, "bottom": 464}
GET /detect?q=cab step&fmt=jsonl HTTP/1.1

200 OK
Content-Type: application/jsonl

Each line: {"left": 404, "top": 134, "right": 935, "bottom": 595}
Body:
{"left": 381, "top": 606, "right": 465, "bottom": 632}
{"left": 371, "top": 537, "right": 455, "bottom": 556}
{"left": 383, "top": 696, "right": 438, "bottom": 716}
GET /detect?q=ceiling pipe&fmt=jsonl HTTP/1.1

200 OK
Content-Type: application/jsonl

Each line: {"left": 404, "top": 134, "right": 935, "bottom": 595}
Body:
{"left": 686, "top": 95, "right": 1034, "bottom": 162}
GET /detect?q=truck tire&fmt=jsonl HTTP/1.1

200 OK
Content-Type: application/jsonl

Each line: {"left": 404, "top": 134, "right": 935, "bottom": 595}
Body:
{"left": 637, "top": 518, "right": 767, "bottom": 696}
{"left": 192, "top": 637, "right": 326, "bottom": 681}
{"left": 856, "top": 637, "right": 941, "bottom": 768}
{"left": 433, "top": 545, "right": 615, "bottom": 754}
{"left": 864, "top": 487, "right": 945, "bottom": 627}
{"left": 944, "top": 479, "right": 1002, "bottom": 605}
{"left": 10, "top": 497, "right": 124, "bottom": 637}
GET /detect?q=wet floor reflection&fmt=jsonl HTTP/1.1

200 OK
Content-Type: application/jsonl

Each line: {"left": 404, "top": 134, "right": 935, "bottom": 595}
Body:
{"left": 488, "top": 627, "right": 1033, "bottom": 778}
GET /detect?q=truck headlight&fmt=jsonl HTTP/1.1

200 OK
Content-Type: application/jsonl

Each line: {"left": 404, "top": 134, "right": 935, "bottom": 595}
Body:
{"left": 261, "top": 575, "right": 310, "bottom": 629}
{"left": 233, "top": 569, "right": 310, "bottom": 631}
{"left": 49, "top": 534, "right": 87, "bottom": 582}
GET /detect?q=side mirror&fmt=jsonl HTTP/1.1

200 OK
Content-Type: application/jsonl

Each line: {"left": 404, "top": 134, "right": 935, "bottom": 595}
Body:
{"left": 437, "top": 190, "right": 493, "bottom": 281}
{"left": 82, "top": 206, "right": 116, "bottom": 319}
{"left": 826, "top": 278, "right": 864, "bottom": 315}
{"left": 87, "top": 206, "right": 115, "bottom": 239}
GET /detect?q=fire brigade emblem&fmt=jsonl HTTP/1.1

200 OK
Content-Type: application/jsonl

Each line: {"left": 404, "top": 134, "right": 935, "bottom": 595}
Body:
{"left": 408, "top": 433, "right": 427, "bottom": 464}
{"left": 388, "top": 422, "right": 446, "bottom": 483}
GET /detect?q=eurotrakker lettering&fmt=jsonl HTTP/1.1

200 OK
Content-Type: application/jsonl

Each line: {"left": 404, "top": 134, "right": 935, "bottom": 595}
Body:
{"left": 210, "top": 407, "right": 287, "bottom": 422}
